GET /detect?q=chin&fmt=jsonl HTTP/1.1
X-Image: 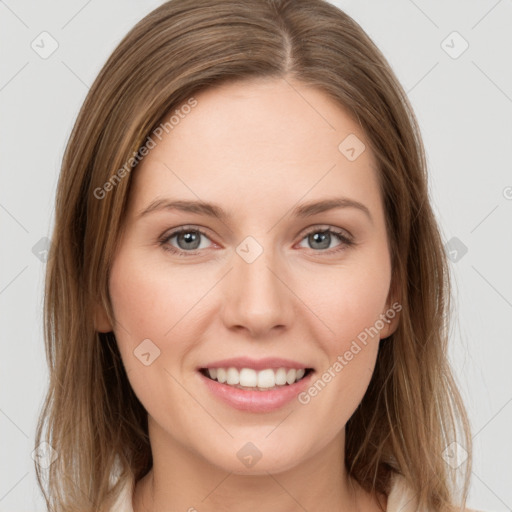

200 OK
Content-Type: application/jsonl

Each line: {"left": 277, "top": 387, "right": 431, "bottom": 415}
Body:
{"left": 200, "top": 436, "right": 310, "bottom": 476}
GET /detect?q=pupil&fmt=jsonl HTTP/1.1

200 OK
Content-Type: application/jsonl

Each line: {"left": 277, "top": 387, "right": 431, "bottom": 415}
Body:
{"left": 310, "top": 231, "right": 330, "bottom": 250}
{"left": 176, "top": 231, "right": 332, "bottom": 251}
{"left": 179, "top": 231, "right": 200, "bottom": 250}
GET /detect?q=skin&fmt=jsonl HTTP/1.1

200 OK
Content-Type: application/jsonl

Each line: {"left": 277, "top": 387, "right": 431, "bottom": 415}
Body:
{"left": 95, "top": 77, "right": 400, "bottom": 512}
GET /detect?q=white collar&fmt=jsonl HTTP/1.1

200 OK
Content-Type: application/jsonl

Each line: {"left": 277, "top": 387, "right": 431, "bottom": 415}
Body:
{"left": 108, "top": 470, "right": 477, "bottom": 512}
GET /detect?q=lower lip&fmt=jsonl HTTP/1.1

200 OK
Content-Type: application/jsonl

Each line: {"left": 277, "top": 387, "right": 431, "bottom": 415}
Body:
{"left": 198, "top": 370, "right": 314, "bottom": 413}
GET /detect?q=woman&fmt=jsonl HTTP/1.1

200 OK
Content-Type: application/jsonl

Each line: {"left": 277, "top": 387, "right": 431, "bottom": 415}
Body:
{"left": 35, "top": 0, "right": 479, "bottom": 510}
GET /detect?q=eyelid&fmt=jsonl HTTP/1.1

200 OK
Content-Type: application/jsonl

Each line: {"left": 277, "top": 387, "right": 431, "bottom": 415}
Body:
{"left": 298, "top": 223, "right": 353, "bottom": 241}
{"left": 158, "top": 225, "right": 215, "bottom": 250}
{"left": 296, "top": 225, "right": 355, "bottom": 253}
{"left": 159, "top": 224, "right": 355, "bottom": 256}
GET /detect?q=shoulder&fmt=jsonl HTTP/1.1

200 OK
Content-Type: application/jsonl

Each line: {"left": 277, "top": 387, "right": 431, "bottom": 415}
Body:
{"left": 387, "top": 473, "right": 486, "bottom": 512}
{"left": 104, "top": 470, "right": 487, "bottom": 512}
{"left": 102, "top": 472, "right": 135, "bottom": 512}
{"left": 386, "top": 472, "right": 419, "bottom": 512}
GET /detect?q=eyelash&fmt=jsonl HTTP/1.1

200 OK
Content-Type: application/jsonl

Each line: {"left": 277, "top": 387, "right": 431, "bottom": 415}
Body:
{"left": 158, "top": 225, "right": 355, "bottom": 257}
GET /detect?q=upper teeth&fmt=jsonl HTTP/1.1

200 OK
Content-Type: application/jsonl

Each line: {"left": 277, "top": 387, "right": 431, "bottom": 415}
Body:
{"left": 207, "top": 367, "right": 306, "bottom": 389}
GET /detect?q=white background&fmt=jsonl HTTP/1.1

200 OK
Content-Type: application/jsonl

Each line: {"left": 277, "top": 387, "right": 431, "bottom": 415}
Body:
{"left": 0, "top": 0, "right": 511, "bottom": 510}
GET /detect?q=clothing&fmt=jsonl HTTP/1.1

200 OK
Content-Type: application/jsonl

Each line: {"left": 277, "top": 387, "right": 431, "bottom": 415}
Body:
{"left": 108, "top": 471, "right": 482, "bottom": 511}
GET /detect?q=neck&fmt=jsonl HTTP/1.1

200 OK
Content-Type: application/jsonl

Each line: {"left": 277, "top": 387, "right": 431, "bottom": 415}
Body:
{"left": 132, "top": 416, "right": 385, "bottom": 512}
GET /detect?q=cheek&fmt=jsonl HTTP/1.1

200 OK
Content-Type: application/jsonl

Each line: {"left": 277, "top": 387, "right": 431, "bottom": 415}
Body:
{"left": 107, "top": 251, "right": 205, "bottom": 420}
{"left": 300, "top": 257, "right": 391, "bottom": 347}
{"left": 294, "top": 255, "right": 389, "bottom": 413}
{"left": 108, "top": 250, "right": 182, "bottom": 375}
{"left": 108, "top": 249, "right": 207, "bottom": 344}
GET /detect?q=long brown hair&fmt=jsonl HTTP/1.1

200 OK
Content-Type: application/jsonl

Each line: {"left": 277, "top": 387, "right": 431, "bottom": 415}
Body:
{"left": 35, "top": 0, "right": 472, "bottom": 510}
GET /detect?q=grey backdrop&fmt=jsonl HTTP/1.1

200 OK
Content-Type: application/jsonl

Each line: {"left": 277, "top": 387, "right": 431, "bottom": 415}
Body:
{"left": 1, "top": 0, "right": 511, "bottom": 510}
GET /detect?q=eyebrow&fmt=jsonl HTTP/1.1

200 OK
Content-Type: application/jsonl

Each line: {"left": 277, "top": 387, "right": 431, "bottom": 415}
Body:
{"left": 137, "top": 197, "right": 373, "bottom": 224}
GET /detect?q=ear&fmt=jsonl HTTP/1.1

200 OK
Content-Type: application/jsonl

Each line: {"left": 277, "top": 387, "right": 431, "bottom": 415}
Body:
{"left": 93, "top": 301, "right": 113, "bottom": 333}
{"left": 379, "top": 275, "right": 402, "bottom": 340}
{"left": 379, "top": 305, "right": 400, "bottom": 340}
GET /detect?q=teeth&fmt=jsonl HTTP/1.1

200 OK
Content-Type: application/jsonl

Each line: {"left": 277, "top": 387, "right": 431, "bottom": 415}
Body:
{"left": 216, "top": 368, "right": 226, "bottom": 383}
{"left": 257, "top": 369, "right": 274, "bottom": 388}
{"left": 205, "top": 367, "right": 308, "bottom": 389}
{"left": 240, "top": 368, "right": 257, "bottom": 387}
{"left": 275, "top": 368, "right": 287, "bottom": 385}
{"left": 286, "top": 368, "right": 296, "bottom": 384}
{"left": 226, "top": 367, "right": 239, "bottom": 385}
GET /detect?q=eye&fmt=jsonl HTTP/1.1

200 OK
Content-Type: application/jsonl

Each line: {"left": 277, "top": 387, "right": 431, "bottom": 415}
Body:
{"left": 158, "top": 225, "right": 355, "bottom": 257}
{"left": 297, "top": 226, "right": 354, "bottom": 253}
{"left": 159, "top": 226, "right": 213, "bottom": 256}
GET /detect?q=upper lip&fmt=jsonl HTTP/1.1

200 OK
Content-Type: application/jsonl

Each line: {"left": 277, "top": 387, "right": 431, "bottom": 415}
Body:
{"left": 198, "top": 357, "right": 314, "bottom": 371}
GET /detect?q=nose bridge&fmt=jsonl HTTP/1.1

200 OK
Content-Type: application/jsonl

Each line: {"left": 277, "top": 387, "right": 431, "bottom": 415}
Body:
{"left": 222, "top": 234, "right": 291, "bottom": 334}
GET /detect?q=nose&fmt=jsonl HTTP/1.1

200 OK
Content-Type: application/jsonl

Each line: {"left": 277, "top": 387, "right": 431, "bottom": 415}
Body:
{"left": 220, "top": 241, "right": 294, "bottom": 338}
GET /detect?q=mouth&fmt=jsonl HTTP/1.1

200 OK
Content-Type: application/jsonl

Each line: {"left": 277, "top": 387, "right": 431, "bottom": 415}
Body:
{"left": 197, "top": 357, "right": 316, "bottom": 412}
{"left": 199, "top": 366, "right": 314, "bottom": 391}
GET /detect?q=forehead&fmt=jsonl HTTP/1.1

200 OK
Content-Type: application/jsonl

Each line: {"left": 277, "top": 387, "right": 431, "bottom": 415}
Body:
{"left": 127, "top": 77, "right": 381, "bottom": 220}
{"left": 166, "top": 77, "right": 366, "bottom": 156}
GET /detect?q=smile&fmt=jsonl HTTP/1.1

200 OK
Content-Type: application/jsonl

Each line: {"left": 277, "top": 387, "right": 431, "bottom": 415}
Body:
{"left": 199, "top": 367, "right": 313, "bottom": 390}
{"left": 197, "top": 357, "right": 316, "bottom": 413}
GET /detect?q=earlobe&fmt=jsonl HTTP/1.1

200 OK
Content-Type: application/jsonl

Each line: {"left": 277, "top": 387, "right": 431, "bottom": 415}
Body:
{"left": 93, "top": 302, "right": 113, "bottom": 333}
{"left": 379, "top": 311, "right": 400, "bottom": 340}
{"left": 380, "top": 279, "right": 402, "bottom": 340}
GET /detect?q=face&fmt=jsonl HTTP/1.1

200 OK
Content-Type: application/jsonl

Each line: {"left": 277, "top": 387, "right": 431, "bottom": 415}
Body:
{"left": 96, "top": 77, "right": 399, "bottom": 475}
